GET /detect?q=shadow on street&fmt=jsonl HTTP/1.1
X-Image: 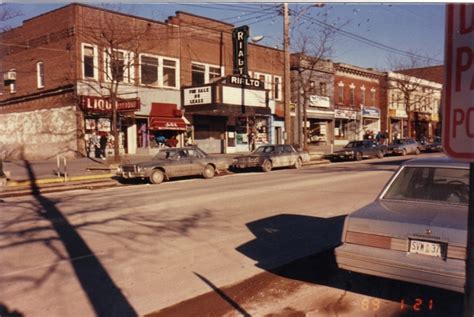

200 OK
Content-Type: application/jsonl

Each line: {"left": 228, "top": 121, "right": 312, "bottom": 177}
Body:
{"left": 21, "top": 156, "right": 138, "bottom": 317}
{"left": 237, "top": 213, "right": 462, "bottom": 317}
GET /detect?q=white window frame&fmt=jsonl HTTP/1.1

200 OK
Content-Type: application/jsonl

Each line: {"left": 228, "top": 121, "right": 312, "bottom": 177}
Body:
{"left": 138, "top": 54, "right": 180, "bottom": 89}
{"left": 36, "top": 61, "right": 44, "bottom": 89}
{"left": 191, "top": 62, "right": 224, "bottom": 85}
{"left": 103, "top": 48, "right": 135, "bottom": 84}
{"left": 81, "top": 43, "right": 99, "bottom": 80}
{"left": 9, "top": 68, "right": 16, "bottom": 93}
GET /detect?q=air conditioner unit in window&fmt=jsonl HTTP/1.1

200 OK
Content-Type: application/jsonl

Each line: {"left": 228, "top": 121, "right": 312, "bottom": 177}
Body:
{"left": 3, "top": 71, "right": 16, "bottom": 81}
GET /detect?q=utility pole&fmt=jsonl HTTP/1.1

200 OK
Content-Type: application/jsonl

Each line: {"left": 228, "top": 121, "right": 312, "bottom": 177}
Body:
{"left": 283, "top": 3, "right": 292, "bottom": 145}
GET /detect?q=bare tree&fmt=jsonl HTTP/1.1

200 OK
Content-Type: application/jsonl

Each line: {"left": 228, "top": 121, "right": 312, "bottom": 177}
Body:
{"left": 76, "top": 10, "right": 152, "bottom": 162}
{"left": 290, "top": 6, "right": 347, "bottom": 149}
{"left": 387, "top": 54, "right": 441, "bottom": 139}
{"left": 0, "top": 4, "right": 22, "bottom": 32}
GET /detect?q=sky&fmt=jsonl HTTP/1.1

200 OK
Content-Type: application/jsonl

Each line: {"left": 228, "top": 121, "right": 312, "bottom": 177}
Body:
{"left": 2, "top": 2, "right": 446, "bottom": 70}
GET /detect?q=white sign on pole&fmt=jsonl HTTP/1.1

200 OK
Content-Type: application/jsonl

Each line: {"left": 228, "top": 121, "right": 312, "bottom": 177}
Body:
{"left": 443, "top": 4, "right": 474, "bottom": 161}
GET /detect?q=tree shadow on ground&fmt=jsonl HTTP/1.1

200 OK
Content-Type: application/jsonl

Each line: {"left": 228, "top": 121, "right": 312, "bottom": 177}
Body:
{"left": 0, "top": 303, "right": 24, "bottom": 317}
{"left": 237, "top": 213, "right": 462, "bottom": 317}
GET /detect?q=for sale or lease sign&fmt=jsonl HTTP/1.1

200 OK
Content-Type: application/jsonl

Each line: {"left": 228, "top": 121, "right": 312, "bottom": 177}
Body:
{"left": 443, "top": 4, "right": 474, "bottom": 161}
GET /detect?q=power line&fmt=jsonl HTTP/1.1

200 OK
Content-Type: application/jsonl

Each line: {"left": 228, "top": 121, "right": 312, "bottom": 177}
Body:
{"left": 294, "top": 9, "right": 442, "bottom": 64}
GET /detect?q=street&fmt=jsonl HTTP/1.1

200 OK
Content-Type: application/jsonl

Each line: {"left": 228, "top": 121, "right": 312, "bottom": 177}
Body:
{"left": 0, "top": 153, "right": 462, "bottom": 317}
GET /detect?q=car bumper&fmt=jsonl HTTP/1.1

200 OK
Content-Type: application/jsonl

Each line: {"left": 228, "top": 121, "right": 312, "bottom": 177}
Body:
{"left": 332, "top": 154, "right": 354, "bottom": 160}
{"left": 119, "top": 171, "right": 147, "bottom": 179}
{"left": 335, "top": 243, "right": 465, "bottom": 293}
{"left": 232, "top": 162, "right": 260, "bottom": 168}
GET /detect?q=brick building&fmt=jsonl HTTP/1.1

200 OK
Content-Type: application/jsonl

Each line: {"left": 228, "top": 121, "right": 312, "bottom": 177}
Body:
{"left": 0, "top": 3, "right": 285, "bottom": 159}
{"left": 397, "top": 65, "right": 444, "bottom": 84}
{"left": 333, "top": 63, "right": 384, "bottom": 145}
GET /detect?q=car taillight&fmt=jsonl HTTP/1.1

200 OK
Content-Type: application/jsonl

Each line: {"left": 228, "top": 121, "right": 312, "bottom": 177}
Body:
{"left": 345, "top": 231, "right": 407, "bottom": 251}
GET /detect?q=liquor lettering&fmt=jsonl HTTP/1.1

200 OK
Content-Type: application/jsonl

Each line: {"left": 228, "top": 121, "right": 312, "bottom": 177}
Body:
{"left": 81, "top": 96, "right": 140, "bottom": 112}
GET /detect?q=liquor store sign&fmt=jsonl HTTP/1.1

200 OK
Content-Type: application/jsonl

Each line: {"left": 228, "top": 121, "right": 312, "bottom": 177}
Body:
{"left": 80, "top": 96, "right": 140, "bottom": 113}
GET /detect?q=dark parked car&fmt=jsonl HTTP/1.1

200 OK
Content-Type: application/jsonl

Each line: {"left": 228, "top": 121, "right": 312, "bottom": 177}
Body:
{"left": 335, "top": 157, "right": 469, "bottom": 293}
{"left": 331, "top": 140, "right": 386, "bottom": 161}
{"left": 387, "top": 138, "right": 421, "bottom": 155}
{"left": 117, "top": 146, "right": 230, "bottom": 184}
{"left": 423, "top": 137, "right": 443, "bottom": 152}
{"left": 232, "top": 144, "right": 309, "bottom": 172}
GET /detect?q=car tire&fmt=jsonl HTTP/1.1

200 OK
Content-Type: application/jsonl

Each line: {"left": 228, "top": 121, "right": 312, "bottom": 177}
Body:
{"left": 149, "top": 169, "right": 164, "bottom": 184}
{"left": 202, "top": 164, "right": 215, "bottom": 179}
{"left": 261, "top": 160, "right": 272, "bottom": 172}
{"left": 415, "top": 148, "right": 420, "bottom": 155}
{"left": 402, "top": 149, "right": 407, "bottom": 156}
{"left": 293, "top": 158, "right": 303, "bottom": 169}
{"left": 355, "top": 152, "right": 363, "bottom": 161}
{"left": 376, "top": 150, "right": 384, "bottom": 159}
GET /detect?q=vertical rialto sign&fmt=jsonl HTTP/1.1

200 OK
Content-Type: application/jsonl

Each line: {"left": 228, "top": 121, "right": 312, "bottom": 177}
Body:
{"left": 232, "top": 25, "right": 249, "bottom": 76}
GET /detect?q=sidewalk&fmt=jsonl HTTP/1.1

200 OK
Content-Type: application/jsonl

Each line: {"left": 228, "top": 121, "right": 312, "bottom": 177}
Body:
{"left": 1, "top": 151, "right": 329, "bottom": 192}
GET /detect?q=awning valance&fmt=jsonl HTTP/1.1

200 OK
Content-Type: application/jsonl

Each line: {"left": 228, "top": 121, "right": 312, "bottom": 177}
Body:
{"left": 149, "top": 117, "right": 186, "bottom": 131}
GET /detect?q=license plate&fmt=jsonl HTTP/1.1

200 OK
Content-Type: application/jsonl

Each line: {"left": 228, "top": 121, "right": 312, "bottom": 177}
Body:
{"left": 409, "top": 240, "right": 443, "bottom": 257}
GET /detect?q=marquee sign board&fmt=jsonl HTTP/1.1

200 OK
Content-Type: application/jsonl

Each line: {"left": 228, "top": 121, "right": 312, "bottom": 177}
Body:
{"left": 443, "top": 4, "right": 474, "bottom": 161}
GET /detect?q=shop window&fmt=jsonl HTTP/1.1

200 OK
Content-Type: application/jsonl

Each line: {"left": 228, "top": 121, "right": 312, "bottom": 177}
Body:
{"left": 349, "top": 87, "right": 355, "bottom": 106}
{"left": 82, "top": 43, "right": 97, "bottom": 80}
{"left": 104, "top": 49, "right": 134, "bottom": 84}
{"left": 192, "top": 62, "right": 223, "bottom": 86}
{"left": 140, "top": 55, "right": 159, "bottom": 85}
{"left": 163, "top": 59, "right": 177, "bottom": 87}
{"left": 36, "top": 61, "right": 44, "bottom": 89}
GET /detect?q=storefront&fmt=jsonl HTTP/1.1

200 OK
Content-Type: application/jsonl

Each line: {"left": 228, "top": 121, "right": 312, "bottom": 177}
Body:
{"left": 334, "top": 108, "right": 359, "bottom": 145}
{"left": 306, "top": 95, "right": 334, "bottom": 145}
{"left": 413, "top": 111, "right": 433, "bottom": 140}
{"left": 144, "top": 103, "right": 188, "bottom": 149}
{"left": 79, "top": 95, "right": 140, "bottom": 158}
{"left": 388, "top": 109, "right": 408, "bottom": 141}
{"left": 183, "top": 75, "right": 270, "bottom": 153}
{"left": 361, "top": 106, "right": 381, "bottom": 140}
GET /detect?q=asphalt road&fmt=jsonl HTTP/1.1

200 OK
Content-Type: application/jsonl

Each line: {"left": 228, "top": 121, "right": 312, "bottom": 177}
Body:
{"left": 1, "top": 153, "right": 459, "bottom": 317}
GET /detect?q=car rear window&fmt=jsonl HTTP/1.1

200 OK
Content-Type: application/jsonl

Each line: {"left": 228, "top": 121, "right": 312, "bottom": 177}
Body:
{"left": 383, "top": 166, "right": 469, "bottom": 205}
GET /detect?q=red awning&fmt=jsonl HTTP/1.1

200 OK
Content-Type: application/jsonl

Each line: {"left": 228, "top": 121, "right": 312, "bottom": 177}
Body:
{"left": 149, "top": 117, "right": 186, "bottom": 131}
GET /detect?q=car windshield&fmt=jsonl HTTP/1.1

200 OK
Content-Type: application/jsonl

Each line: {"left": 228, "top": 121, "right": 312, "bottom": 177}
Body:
{"left": 392, "top": 139, "right": 405, "bottom": 145}
{"left": 383, "top": 166, "right": 469, "bottom": 205}
{"left": 254, "top": 146, "right": 275, "bottom": 153}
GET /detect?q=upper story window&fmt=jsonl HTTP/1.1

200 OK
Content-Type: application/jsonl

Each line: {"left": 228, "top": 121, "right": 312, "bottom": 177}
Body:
{"left": 370, "top": 89, "right": 376, "bottom": 107}
{"left": 8, "top": 68, "right": 16, "bottom": 94}
{"left": 192, "top": 62, "right": 223, "bottom": 86}
{"left": 309, "top": 81, "right": 317, "bottom": 95}
{"left": 349, "top": 87, "right": 355, "bottom": 106}
{"left": 338, "top": 86, "right": 344, "bottom": 103}
{"left": 36, "top": 61, "right": 44, "bottom": 89}
{"left": 82, "top": 43, "right": 98, "bottom": 80}
{"left": 274, "top": 76, "right": 282, "bottom": 101}
{"left": 360, "top": 86, "right": 366, "bottom": 105}
{"left": 139, "top": 54, "right": 179, "bottom": 88}
{"left": 319, "top": 82, "right": 327, "bottom": 96}
{"left": 253, "top": 72, "right": 281, "bottom": 100}
{"left": 104, "top": 49, "right": 134, "bottom": 84}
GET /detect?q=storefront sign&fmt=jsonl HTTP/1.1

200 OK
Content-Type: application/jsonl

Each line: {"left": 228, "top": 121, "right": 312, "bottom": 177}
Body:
{"left": 232, "top": 25, "right": 249, "bottom": 75}
{"left": 183, "top": 86, "right": 212, "bottom": 106}
{"left": 227, "top": 75, "right": 264, "bottom": 89}
{"left": 335, "top": 109, "right": 357, "bottom": 120}
{"left": 80, "top": 96, "right": 140, "bottom": 113}
{"left": 362, "top": 107, "right": 380, "bottom": 118}
{"left": 308, "top": 95, "right": 330, "bottom": 108}
{"left": 389, "top": 109, "right": 408, "bottom": 118}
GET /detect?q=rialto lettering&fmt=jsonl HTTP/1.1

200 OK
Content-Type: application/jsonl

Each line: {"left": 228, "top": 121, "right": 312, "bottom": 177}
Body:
{"left": 229, "top": 76, "right": 261, "bottom": 88}
{"left": 232, "top": 26, "right": 249, "bottom": 76}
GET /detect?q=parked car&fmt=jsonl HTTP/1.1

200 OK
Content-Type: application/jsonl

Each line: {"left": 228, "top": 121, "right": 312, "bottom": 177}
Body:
{"left": 232, "top": 144, "right": 308, "bottom": 172}
{"left": 335, "top": 157, "right": 469, "bottom": 293}
{"left": 387, "top": 138, "right": 421, "bottom": 156}
{"left": 331, "top": 140, "right": 387, "bottom": 161}
{"left": 423, "top": 137, "right": 443, "bottom": 152}
{"left": 117, "top": 146, "right": 230, "bottom": 184}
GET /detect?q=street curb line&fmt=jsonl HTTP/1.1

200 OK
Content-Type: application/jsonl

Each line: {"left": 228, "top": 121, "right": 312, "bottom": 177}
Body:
{"left": 6, "top": 173, "right": 115, "bottom": 187}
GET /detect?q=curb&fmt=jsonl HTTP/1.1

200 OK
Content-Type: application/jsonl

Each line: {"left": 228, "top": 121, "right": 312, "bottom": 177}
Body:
{"left": 303, "top": 159, "right": 331, "bottom": 166}
{"left": 5, "top": 173, "right": 115, "bottom": 188}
